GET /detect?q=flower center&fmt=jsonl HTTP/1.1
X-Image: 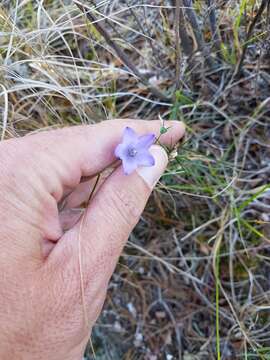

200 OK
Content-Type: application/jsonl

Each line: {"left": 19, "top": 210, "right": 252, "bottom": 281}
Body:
{"left": 128, "top": 147, "right": 137, "bottom": 157}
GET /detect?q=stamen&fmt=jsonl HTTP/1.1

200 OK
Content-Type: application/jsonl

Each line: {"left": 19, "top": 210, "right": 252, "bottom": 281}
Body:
{"left": 128, "top": 147, "right": 137, "bottom": 157}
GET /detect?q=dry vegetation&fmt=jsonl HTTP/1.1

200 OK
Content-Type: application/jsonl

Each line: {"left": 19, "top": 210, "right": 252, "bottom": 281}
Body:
{"left": 1, "top": 0, "right": 270, "bottom": 359}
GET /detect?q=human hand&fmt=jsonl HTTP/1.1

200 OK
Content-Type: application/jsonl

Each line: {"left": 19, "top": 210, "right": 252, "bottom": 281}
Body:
{"left": 0, "top": 119, "right": 185, "bottom": 360}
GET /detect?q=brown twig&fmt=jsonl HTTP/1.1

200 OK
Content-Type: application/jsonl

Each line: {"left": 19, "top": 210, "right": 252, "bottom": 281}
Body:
{"left": 176, "top": 0, "right": 193, "bottom": 56}
{"left": 234, "top": 0, "right": 269, "bottom": 78}
{"left": 207, "top": 0, "right": 221, "bottom": 51}
{"left": 175, "top": 0, "right": 181, "bottom": 90}
{"left": 182, "top": 0, "right": 215, "bottom": 68}
{"left": 74, "top": 1, "right": 170, "bottom": 102}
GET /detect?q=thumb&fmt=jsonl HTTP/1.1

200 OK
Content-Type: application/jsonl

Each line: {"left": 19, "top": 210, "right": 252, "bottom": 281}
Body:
{"left": 59, "top": 145, "right": 168, "bottom": 283}
{"left": 44, "top": 145, "right": 168, "bottom": 328}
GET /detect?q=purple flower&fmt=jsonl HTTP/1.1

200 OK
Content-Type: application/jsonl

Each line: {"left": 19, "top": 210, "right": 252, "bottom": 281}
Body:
{"left": 115, "top": 127, "right": 156, "bottom": 175}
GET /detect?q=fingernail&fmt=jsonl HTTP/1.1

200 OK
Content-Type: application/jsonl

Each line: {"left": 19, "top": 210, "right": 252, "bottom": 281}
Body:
{"left": 137, "top": 145, "right": 168, "bottom": 188}
{"left": 169, "top": 120, "right": 186, "bottom": 133}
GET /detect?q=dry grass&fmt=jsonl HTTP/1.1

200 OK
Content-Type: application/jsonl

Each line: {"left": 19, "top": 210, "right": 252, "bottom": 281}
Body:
{"left": 1, "top": 0, "right": 270, "bottom": 359}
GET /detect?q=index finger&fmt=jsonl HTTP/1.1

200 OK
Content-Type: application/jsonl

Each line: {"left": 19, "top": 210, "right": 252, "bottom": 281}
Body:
{"left": 35, "top": 119, "right": 185, "bottom": 175}
{"left": 17, "top": 119, "right": 185, "bottom": 200}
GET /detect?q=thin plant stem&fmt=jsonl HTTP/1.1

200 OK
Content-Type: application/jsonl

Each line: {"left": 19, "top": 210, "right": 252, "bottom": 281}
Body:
{"left": 78, "top": 174, "right": 101, "bottom": 358}
{"left": 86, "top": 173, "right": 101, "bottom": 205}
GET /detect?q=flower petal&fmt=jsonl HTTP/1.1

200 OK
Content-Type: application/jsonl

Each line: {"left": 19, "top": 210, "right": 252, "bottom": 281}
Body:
{"left": 136, "top": 151, "right": 155, "bottom": 167}
{"left": 122, "top": 127, "right": 138, "bottom": 145}
{"left": 122, "top": 158, "right": 138, "bottom": 175}
{"left": 114, "top": 143, "right": 126, "bottom": 159}
{"left": 137, "top": 133, "right": 155, "bottom": 149}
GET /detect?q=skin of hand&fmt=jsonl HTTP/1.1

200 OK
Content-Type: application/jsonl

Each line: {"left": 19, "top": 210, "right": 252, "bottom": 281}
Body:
{"left": 0, "top": 119, "right": 185, "bottom": 360}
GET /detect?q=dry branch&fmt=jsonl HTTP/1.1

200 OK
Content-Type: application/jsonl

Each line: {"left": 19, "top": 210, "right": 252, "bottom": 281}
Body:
{"left": 177, "top": 0, "right": 193, "bottom": 56}
{"left": 234, "top": 0, "right": 270, "bottom": 77}
{"left": 75, "top": 1, "right": 170, "bottom": 102}
{"left": 175, "top": 0, "right": 181, "bottom": 90}
{"left": 207, "top": 0, "right": 221, "bottom": 51}
{"left": 182, "top": 0, "right": 215, "bottom": 68}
